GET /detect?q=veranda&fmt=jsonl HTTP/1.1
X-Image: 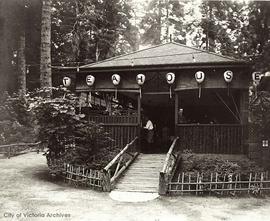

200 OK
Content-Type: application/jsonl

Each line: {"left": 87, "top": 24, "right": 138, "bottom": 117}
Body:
{"left": 56, "top": 42, "right": 251, "bottom": 155}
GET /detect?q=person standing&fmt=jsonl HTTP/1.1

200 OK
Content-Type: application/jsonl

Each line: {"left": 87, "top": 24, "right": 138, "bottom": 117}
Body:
{"left": 144, "top": 116, "right": 154, "bottom": 153}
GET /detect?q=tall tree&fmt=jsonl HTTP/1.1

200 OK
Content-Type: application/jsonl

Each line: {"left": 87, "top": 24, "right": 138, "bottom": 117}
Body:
{"left": 0, "top": 1, "right": 13, "bottom": 93}
{"left": 0, "top": 1, "right": 8, "bottom": 92}
{"left": 40, "top": 0, "right": 52, "bottom": 89}
{"left": 246, "top": 1, "right": 270, "bottom": 71}
{"left": 17, "top": 1, "right": 27, "bottom": 94}
{"left": 51, "top": 0, "right": 137, "bottom": 65}
{"left": 140, "top": 0, "right": 165, "bottom": 45}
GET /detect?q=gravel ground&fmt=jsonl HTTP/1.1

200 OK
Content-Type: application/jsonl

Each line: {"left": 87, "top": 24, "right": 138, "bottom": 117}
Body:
{"left": 0, "top": 152, "right": 270, "bottom": 221}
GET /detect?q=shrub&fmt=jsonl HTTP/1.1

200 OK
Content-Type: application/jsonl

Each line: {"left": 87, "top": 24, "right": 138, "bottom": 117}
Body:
{"left": 0, "top": 92, "right": 36, "bottom": 145}
{"left": 29, "top": 87, "right": 114, "bottom": 171}
{"left": 250, "top": 91, "right": 270, "bottom": 140}
{"left": 180, "top": 152, "right": 264, "bottom": 178}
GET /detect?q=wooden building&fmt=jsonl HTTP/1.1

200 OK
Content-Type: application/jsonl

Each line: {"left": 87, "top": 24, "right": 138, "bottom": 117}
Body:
{"left": 57, "top": 42, "right": 252, "bottom": 154}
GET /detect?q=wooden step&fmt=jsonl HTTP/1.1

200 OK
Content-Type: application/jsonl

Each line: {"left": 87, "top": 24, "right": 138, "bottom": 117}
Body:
{"left": 114, "top": 153, "right": 166, "bottom": 193}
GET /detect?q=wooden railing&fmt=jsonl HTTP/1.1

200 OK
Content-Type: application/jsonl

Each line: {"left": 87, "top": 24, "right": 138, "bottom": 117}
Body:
{"left": 168, "top": 172, "right": 270, "bottom": 196}
{"left": 63, "top": 164, "right": 103, "bottom": 190}
{"left": 89, "top": 115, "right": 138, "bottom": 124}
{"left": 0, "top": 142, "right": 42, "bottom": 158}
{"left": 102, "top": 137, "right": 139, "bottom": 191}
{"left": 176, "top": 124, "right": 244, "bottom": 154}
{"left": 159, "top": 137, "right": 181, "bottom": 195}
{"left": 88, "top": 115, "right": 139, "bottom": 149}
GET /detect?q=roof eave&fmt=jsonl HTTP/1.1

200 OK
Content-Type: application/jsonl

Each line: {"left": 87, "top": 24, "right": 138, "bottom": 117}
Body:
{"left": 77, "top": 61, "right": 251, "bottom": 73}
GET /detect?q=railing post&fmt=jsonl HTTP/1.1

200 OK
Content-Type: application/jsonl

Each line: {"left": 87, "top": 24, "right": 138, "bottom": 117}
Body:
{"left": 101, "top": 170, "right": 111, "bottom": 192}
{"left": 159, "top": 172, "right": 168, "bottom": 195}
{"left": 8, "top": 146, "right": 11, "bottom": 159}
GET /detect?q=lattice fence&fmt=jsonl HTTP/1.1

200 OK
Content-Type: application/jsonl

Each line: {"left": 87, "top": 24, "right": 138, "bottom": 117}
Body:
{"left": 63, "top": 163, "right": 104, "bottom": 190}
{"left": 168, "top": 172, "right": 270, "bottom": 196}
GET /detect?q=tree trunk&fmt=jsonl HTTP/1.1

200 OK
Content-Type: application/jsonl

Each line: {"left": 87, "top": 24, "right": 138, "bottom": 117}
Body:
{"left": 157, "top": 0, "right": 162, "bottom": 44}
{"left": 0, "top": 1, "right": 10, "bottom": 93}
{"left": 18, "top": 31, "right": 26, "bottom": 94}
{"left": 40, "top": 0, "right": 52, "bottom": 90}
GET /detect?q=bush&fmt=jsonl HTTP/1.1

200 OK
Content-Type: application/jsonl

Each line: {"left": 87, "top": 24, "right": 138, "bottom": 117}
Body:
{"left": 29, "top": 87, "right": 114, "bottom": 171}
{"left": 250, "top": 91, "right": 270, "bottom": 140}
{"left": 180, "top": 152, "right": 265, "bottom": 178}
{"left": 0, "top": 92, "right": 37, "bottom": 145}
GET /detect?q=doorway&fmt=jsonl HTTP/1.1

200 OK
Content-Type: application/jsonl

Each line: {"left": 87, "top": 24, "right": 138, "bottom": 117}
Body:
{"left": 141, "top": 94, "right": 175, "bottom": 153}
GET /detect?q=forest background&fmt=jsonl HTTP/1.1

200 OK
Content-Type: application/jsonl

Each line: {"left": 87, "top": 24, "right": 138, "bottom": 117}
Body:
{"left": 0, "top": 0, "right": 270, "bottom": 93}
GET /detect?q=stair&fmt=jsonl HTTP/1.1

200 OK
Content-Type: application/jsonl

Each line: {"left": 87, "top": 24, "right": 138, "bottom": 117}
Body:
{"left": 114, "top": 153, "right": 165, "bottom": 193}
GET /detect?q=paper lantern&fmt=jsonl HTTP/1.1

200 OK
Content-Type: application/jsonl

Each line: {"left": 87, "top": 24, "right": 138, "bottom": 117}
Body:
{"left": 195, "top": 71, "right": 205, "bottom": 98}
{"left": 86, "top": 75, "right": 95, "bottom": 86}
{"left": 136, "top": 74, "right": 146, "bottom": 86}
{"left": 195, "top": 71, "right": 205, "bottom": 84}
{"left": 63, "top": 77, "right": 71, "bottom": 87}
{"left": 112, "top": 74, "right": 121, "bottom": 86}
{"left": 252, "top": 72, "right": 261, "bottom": 85}
{"left": 224, "top": 70, "right": 233, "bottom": 83}
{"left": 166, "top": 72, "right": 175, "bottom": 84}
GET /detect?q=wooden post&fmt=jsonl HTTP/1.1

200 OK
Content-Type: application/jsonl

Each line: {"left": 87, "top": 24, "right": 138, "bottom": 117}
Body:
{"left": 101, "top": 170, "right": 111, "bottom": 192}
{"left": 175, "top": 92, "right": 179, "bottom": 134}
{"left": 159, "top": 172, "right": 168, "bottom": 195}
{"left": 137, "top": 94, "right": 142, "bottom": 152}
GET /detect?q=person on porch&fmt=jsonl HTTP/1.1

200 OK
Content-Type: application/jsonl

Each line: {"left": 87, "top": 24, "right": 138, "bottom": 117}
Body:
{"left": 143, "top": 116, "right": 154, "bottom": 153}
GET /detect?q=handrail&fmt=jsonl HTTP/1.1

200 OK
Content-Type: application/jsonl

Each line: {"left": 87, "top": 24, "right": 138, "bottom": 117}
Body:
{"left": 161, "top": 137, "right": 179, "bottom": 173}
{"left": 0, "top": 141, "right": 42, "bottom": 159}
{"left": 104, "top": 137, "right": 138, "bottom": 171}
{"left": 0, "top": 141, "right": 41, "bottom": 148}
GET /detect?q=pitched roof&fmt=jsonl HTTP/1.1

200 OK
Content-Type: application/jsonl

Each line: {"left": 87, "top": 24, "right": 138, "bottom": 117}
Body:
{"left": 81, "top": 42, "right": 247, "bottom": 69}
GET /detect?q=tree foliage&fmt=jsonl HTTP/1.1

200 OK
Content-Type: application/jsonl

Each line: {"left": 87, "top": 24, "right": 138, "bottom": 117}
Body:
{"left": 51, "top": 0, "right": 138, "bottom": 65}
{"left": 0, "top": 92, "right": 36, "bottom": 145}
{"left": 29, "top": 87, "right": 114, "bottom": 170}
{"left": 250, "top": 91, "right": 270, "bottom": 140}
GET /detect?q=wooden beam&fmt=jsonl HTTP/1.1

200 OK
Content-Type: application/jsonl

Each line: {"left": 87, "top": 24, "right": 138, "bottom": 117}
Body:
{"left": 161, "top": 137, "right": 179, "bottom": 173}
{"left": 104, "top": 137, "right": 138, "bottom": 171}
{"left": 137, "top": 94, "right": 142, "bottom": 152}
{"left": 76, "top": 88, "right": 139, "bottom": 93}
{"left": 70, "top": 63, "right": 250, "bottom": 73}
{"left": 143, "top": 91, "right": 173, "bottom": 95}
{"left": 175, "top": 92, "right": 179, "bottom": 127}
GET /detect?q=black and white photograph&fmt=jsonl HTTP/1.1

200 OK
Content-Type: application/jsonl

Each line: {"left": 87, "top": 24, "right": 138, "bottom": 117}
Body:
{"left": 0, "top": 0, "right": 270, "bottom": 220}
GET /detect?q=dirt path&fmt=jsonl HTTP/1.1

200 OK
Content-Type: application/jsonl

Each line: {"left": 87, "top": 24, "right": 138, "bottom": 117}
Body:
{"left": 1, "top": 153, "right": 270, "bottom": 221}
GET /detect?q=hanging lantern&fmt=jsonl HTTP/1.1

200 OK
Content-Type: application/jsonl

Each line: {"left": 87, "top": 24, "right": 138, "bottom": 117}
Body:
{"left": 224, "top": 70, "right": 233, "bottom": 83}
{"left": 112, "top": 74, "right": 121, "bottom": 86}
{"left": 63, "top": 76, "right": 71, "bottom": 87}
{"left": 195, "top": 71, "right": 205, "bottom": 84}
{"left": 112, "top": 74, "right": 121, "bottom": 99}
{"left": 136, "top": 74, "right": 146, "bottom": 86}
{"left": 195, "top": 71, "right": 205, "bottom": 98}
{"left": 86, "top": 75, "right": 95, "bottom": 86}
{"left": 252, "top": 72, "right": 261, "bottom": 85}
{"left": 166, "top": 72, "right": 175, "bottom": 98}
{"left": 166, "top": 72, "right": 175, "bottom": 84}
{"left": 136, "top": 74, "right": 145, "bottom": 98}
{"left": 224, "top": 70, "right": 233, "bottom": 96}
{"left": 86, "top": 75, "right": 95, "bottom": 105}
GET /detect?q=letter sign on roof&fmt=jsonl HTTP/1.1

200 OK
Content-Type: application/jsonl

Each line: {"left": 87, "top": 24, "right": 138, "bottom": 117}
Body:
{"left": 63, "top": 77, "right": 71, "bottom": 87}
{"left": 112, "top": 74, "right": 121, "bottom": 86}
{"left": 195, "top": 71, "right": 205, "bottom": 84}
{"left": 86, "top": 75, "right": 95, "bottom": 86}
